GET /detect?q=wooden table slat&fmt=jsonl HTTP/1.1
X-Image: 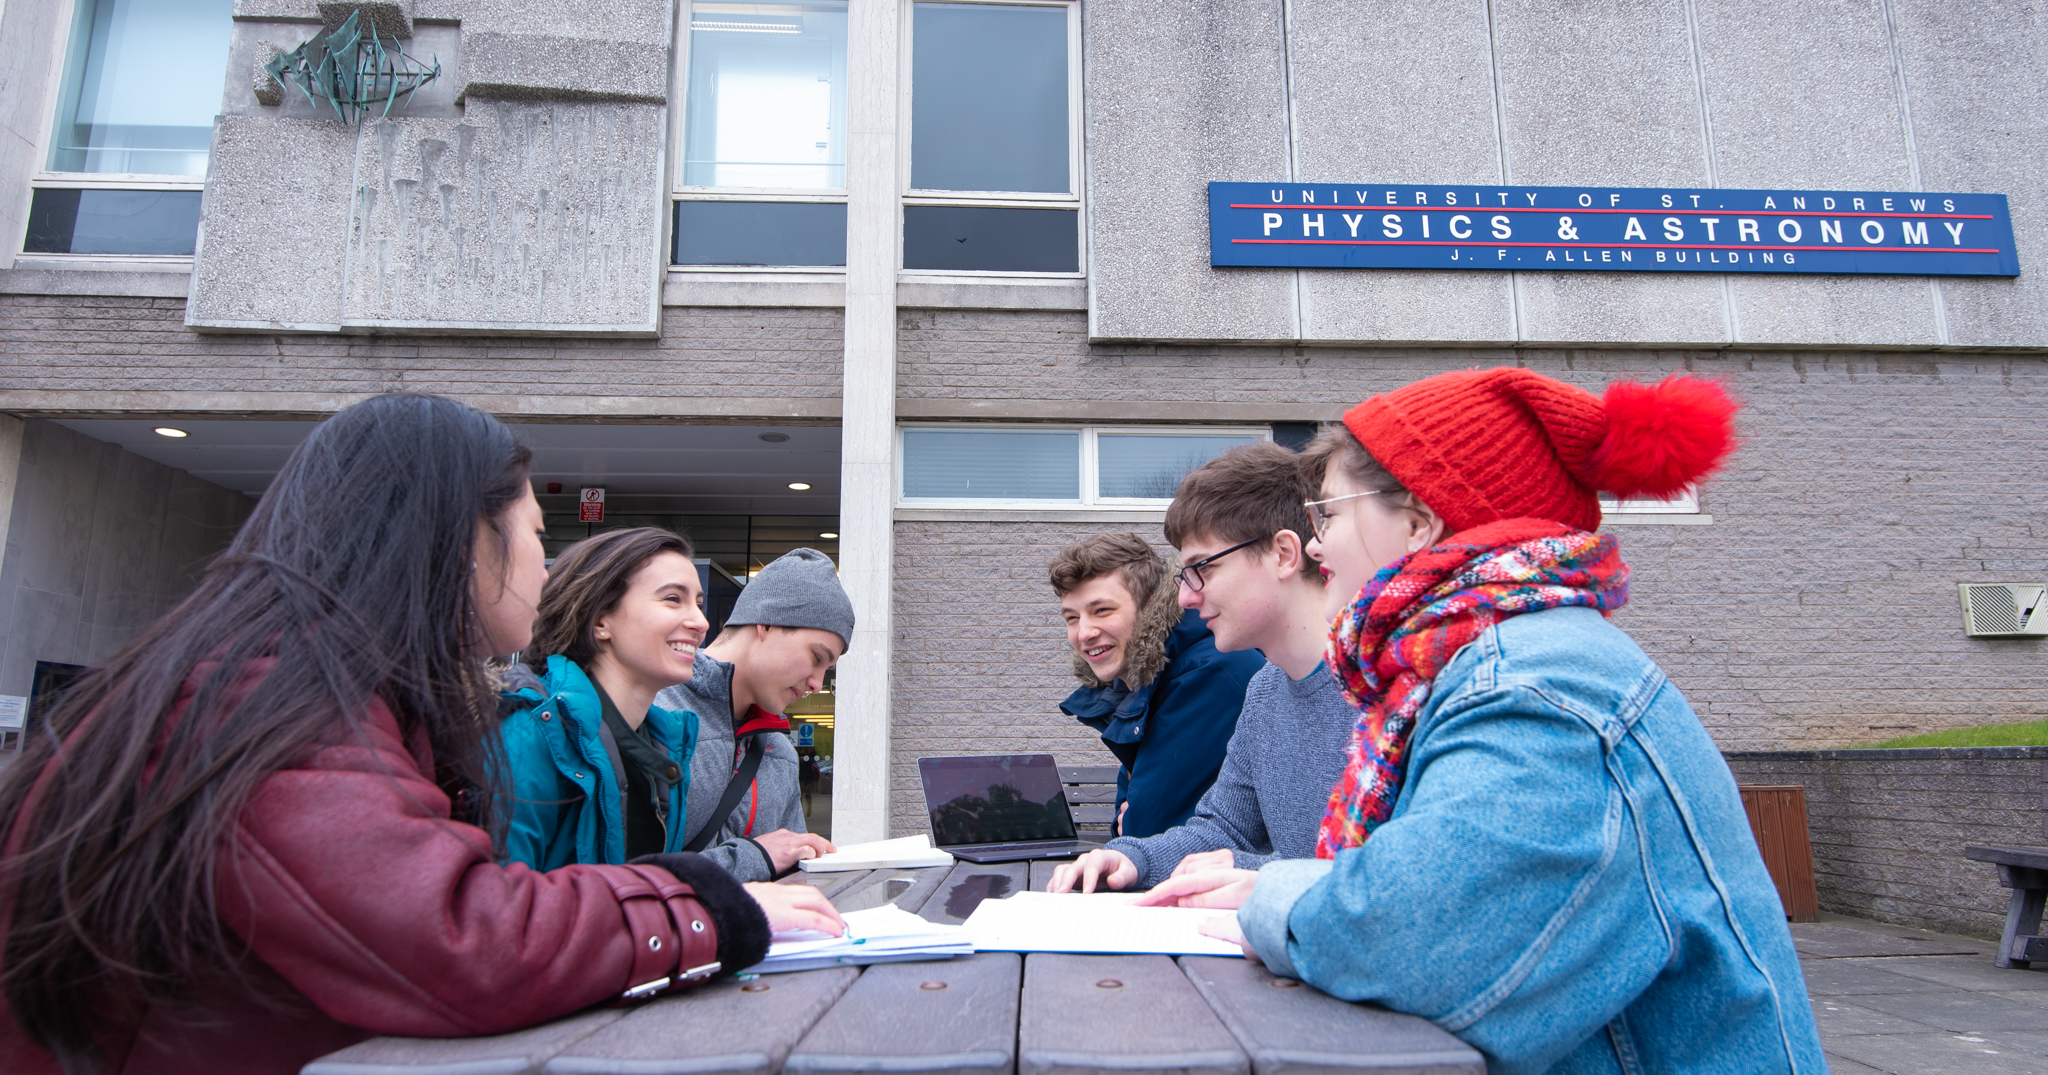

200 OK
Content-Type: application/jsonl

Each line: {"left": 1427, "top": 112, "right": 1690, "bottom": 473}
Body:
{"left": 301, "top": 1008, "right": 626, "bottom": 1075}
{"left": 1177, "top": 957, "right": 1483, "bottom": 1075}
{"left": 918, "top": 862, "right": 1031, "bottom": 924}
{"left": 785, "top": 953, "right": 1022, "bottom": 1075}
{"left": 787, "top": 868, "right": 878, "bottom": 900}
{"left": 1019, "top": 954, "right": 1248, "bottom": 1075}
{"left": 830, "top": 866, "right": 952, "bottom": 914}
{"left": 541, "top": 967, "right": 860, "bottom": 1075}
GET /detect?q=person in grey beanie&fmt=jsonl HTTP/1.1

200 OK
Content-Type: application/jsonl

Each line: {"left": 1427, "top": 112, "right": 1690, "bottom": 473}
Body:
{"left": 655, "top": 548, "right": 853, "bottom": 881}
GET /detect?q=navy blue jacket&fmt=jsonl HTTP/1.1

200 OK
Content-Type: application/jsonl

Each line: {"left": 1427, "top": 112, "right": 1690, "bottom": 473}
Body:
{"left": 1062, "top": 608, "right": 1264, "bottom": 838}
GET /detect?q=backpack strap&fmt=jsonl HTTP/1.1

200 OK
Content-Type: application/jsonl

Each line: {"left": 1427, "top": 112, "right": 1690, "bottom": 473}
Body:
{"left": 682, "top": 707, "right": 791, "bottom": 854}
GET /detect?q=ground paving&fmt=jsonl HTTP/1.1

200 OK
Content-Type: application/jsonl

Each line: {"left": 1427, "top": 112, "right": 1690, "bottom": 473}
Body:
{"left": 1798, "top": 913, "right": 2048, "bottom": 1074}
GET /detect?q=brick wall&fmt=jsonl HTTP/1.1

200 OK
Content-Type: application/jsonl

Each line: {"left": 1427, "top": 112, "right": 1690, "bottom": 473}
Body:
{"left": 0, "top": 295, "right": 845, "bottom": 404}
{"left": 890, "top": 519, "right": 1146, "bottom": 835}
{"left": 1725, "top": 748, "right": 2048, "bottom": 939}
{"left": 896, "top": 309, "right": 2048, "bottom": 750}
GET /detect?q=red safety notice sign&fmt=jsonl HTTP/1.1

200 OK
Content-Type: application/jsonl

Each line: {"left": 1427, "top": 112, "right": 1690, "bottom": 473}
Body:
{"left": 578, "top": 487, "right": 605, "bottom": 522}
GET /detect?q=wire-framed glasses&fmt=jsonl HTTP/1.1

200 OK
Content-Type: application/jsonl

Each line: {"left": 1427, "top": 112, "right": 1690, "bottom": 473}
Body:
{"left": 1304, "top": 490, "right": 1386, "bottom": 540}
{"left": 1173, "top": 537, "right": 1262, "bottom": 593}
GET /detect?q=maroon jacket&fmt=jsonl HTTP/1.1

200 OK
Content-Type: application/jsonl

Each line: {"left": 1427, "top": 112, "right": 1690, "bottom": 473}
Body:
{"left": 0, "top": 681, "right": 761, "bottom": 1074}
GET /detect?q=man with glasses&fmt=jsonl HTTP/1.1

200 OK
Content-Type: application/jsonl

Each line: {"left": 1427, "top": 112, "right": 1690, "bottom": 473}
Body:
{"left": 1051, "top": 532, "right": 1264, "bottom": 839}
{"left": 1048, "top": 442, "right": 1357, "bottom": 893}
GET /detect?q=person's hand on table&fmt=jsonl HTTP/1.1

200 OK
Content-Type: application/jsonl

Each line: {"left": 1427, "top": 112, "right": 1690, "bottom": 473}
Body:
{"left": 1169, "top": 849, "right": 1235, "bottom": 877}
{"left": 744, "top": 881, "right": 845, "bottom": 936}
{"left": 1046, "top": 849, "right": 1138, "bottom": 893}
{"left": 1132, "top": 867, "right": 1258, "bottom": 909}
{"left": 1197, "top": 912, "right": 1254, "bottom": 959}
{"left": 754, "top": 829, "right": 836, "bottom": 873}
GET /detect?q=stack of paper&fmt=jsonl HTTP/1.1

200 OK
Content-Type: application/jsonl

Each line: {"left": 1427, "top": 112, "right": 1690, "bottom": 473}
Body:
{"left": 744, "top": 904, "right": 975, "bottom": 974}
{"left": 797, "top": 834, "right": 954, "bottom": 872}
{"left": 961, "top": 891, "right": 1245, "bottom": 957}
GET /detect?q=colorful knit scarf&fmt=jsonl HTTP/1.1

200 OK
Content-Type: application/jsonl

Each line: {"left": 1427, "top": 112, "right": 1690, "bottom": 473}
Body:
{"left": 1314, "top": 518, "right": 1631, "bottom": 858}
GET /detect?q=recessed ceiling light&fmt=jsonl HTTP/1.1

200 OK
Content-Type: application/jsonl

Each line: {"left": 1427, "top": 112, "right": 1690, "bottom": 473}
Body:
{"left": 154, "top": 427, "right": 188, "bottom": 438}
{"left": 788, "top": 482, "right": 811, "bottom": 490}
{"left": 819, "top": 531, "right": 838, "bottom": 539}
{"left": 758, "top": 432, "right": 790, "bottom": 443}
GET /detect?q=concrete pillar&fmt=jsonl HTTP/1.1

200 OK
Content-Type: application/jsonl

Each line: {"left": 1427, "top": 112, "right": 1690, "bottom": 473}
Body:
{"left": 833, "top": 0, "right": 901, "bottom": 844}
{"left": 0, "top": 414, "right": 25, "bottom": 568}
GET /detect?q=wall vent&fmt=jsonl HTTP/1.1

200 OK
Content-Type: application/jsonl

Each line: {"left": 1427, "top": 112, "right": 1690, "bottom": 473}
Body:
{"left": 1958, "top": 584, "right": 2048, "bottom": 638}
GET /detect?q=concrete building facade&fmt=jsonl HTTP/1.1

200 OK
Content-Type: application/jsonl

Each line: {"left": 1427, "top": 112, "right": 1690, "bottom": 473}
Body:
{"left": 0, "top": 0, "right": 2043, "bottom": 842}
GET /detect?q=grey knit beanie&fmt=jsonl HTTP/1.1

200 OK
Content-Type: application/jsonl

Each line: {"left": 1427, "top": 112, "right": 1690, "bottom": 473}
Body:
{"left": 727, "top": 548, "right": 856, "bottom": 650}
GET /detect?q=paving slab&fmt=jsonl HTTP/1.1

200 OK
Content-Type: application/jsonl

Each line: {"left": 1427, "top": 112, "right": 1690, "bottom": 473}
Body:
{"left": 1997, "top": 990, "right": 2048, "bottom": 1011}
{"left": 1824, "top": 1031, "right": 2048, "bottom": 1075}
{"left": 1790, "top": 922, "right": 1981, "bottom": 959}
{"left": 1799, "top": 959, "right": 1954, "bottom": 997}
{"left": 1811, "top": 998, "right": 1943, "bottom": 1037}
{"left": 1821, "top": 1055, "right": 1884, "bottom": 1075}
{"left": 1873, "top": 956, "right": 2048, "bottom": 994}
{"left": 1849, "top": 989, "right": 2048, "bottom": 1033}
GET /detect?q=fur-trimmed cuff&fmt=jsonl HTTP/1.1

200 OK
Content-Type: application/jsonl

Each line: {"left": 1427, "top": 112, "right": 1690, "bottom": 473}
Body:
{"left": 630, "top": 852, "right": 772, "bottom": 973}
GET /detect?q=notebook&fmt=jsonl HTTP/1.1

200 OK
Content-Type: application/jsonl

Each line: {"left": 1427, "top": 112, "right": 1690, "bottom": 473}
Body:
{"left": 918, "top": 754, "right": 1104, "bottom": 864}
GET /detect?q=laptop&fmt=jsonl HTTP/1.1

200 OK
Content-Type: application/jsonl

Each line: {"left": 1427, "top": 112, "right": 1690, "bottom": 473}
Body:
{"left": 918, "top": 754, "right": 1105, "bottom": 863}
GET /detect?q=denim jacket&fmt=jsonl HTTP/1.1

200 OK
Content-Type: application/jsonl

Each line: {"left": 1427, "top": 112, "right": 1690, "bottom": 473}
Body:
{"left": 1237, "top": 606, "right": 1825, "bottom": 1075}
{"left": 497, "top": 655, "right": 700, "bottom": 870}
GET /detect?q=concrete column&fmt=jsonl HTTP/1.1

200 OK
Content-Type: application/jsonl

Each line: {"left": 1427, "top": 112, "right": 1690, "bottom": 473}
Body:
{"left": 833, "top": 0, "right": 901, "bottom": 844}
{"left": 0, "top": 415, "right": 25, "bottom": 567}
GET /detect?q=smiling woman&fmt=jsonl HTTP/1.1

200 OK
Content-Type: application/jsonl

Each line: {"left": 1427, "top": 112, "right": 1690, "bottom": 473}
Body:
{"left": 497, "top": 527, "right": 712, "bottom": 870}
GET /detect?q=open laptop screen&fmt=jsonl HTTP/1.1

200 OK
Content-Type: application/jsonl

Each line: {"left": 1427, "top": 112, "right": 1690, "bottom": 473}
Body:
{"left": 920, "top": 754, "right": 1078, "bottom": 847}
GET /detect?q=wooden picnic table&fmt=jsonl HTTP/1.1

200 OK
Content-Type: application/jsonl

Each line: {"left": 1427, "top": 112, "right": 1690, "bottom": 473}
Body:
{"left": 303, "top": 861, "right": 1483, "bottom": 1075}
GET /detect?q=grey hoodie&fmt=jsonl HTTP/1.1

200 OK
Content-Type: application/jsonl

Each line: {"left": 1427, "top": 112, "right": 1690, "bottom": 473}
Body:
{"left": 655, "top": 653, "right": 806, "bottom": 882}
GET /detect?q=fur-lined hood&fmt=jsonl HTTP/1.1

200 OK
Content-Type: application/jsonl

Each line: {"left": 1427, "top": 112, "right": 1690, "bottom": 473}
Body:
{"left": 1070, "top": 560, "right": 1184, "bottom": 690}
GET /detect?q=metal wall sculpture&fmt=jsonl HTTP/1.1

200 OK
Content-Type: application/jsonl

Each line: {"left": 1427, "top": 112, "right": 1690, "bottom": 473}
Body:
{"left": 264, "top": 11, "right": 440, "bottom": 125}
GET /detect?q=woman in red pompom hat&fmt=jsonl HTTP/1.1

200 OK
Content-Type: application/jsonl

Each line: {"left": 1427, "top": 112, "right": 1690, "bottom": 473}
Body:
{"left": 1138, "top": 369, "right": 1826, "bottom": 1074}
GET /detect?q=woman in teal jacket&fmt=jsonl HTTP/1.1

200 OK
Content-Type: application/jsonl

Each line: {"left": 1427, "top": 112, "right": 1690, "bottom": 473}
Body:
{"left": 1141, "top": 370, "right": 1827, "bottom": 1075}
{"left": 500, "top": 527, "right": 708, "bottom": 870}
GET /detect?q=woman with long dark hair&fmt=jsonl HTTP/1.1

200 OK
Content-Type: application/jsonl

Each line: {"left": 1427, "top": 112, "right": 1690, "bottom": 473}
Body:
{"left": 500, "top": 527, "right": 710, "bottom": 869}
{"left": 0, "top": 393, "right": 841, "bottom": 1075}
{"left": 1138, "top": 370, "right": 1826, "bottom": 1073}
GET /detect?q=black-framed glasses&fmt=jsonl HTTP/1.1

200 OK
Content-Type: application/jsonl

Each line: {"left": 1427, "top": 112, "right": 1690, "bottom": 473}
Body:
{"left": 1304, "top": 490, "right": 1386, "bottom": 540}
{"left": 1174, "top": 537, "right": 1262, "bottom": 593}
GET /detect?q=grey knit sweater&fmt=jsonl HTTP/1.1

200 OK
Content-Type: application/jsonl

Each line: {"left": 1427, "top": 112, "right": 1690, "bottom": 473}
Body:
{"left": 1103, "top": 660, "right": 1357, "bottom": 888}
{"left": 655, "top": 654, "right": 805, "bottom": 882}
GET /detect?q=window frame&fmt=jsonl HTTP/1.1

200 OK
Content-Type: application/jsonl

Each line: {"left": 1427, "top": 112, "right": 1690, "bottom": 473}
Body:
{"left": 897, "top": 0, "right": 1085, "bottom": 281}
{"left": 895, "top": 423, "right": 1273, "bottom": 510}
{"left": 668, "top": 0, "right": 852, "bottom": 274}
{"left": 22, "top": 0, "right": 220, "bottom": 263}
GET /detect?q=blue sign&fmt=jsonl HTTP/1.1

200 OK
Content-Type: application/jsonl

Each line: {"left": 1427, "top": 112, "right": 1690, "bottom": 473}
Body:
{"left": 795, "top": 722, "right": 815, "bottom": 747}
{"left": 1209, "top": 183, "right": 2019, "bottom": 277}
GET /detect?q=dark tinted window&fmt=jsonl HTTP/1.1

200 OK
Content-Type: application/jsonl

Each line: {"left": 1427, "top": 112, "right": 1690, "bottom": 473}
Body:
{"left": 673, "top": 200, "right": 847, "bottom": 266}
{"left": 23, "top": 188, "right": 201, "bottom": 255}
{"left": 903, "top": 205, "right": 1077, "bottom": 272}
{"left": 910, "top": 3, "right": 1068, "bottom": 193}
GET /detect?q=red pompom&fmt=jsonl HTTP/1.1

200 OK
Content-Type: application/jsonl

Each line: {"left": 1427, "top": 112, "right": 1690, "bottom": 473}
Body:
{"left": 1584, "top": 376, "right": 1740, "bottom": 500}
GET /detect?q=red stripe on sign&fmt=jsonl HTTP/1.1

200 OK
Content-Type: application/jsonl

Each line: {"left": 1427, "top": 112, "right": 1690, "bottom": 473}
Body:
{"left": 1230, "top": 203, "right": 1997, "bottom": 220}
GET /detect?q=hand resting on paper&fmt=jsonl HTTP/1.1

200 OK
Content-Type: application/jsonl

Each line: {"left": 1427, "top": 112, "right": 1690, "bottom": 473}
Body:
{"left": 755, "top": 829, "right": 837, "bottom": 873}
{"left": 1046, "top": 849, "right": 1138, "bottom": 893}
{"left": 743, "top": 881, "right": 846, "bottom": 936}
{"left": 1196, "top": 913, "right": 1253, "bottom": 959}
{"left": 1170, "top": 849, "right": 1235, "bottom": 877}
{"left": 1131, "top": 867, "right": 1258, "bottom": 910}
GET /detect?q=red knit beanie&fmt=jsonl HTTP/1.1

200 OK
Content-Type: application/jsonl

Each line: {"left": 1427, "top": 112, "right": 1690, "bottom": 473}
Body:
{"left": 1341, "top": 368, "right": 1740, "bottom": 533}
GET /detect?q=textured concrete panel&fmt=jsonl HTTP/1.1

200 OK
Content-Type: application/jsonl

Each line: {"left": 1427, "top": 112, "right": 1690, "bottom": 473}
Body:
{"left": 1889, "top": 0, "right": 2048, "bottom": 348}
{"left": 459, "top": 0, "right": 668, "bottom": 45}
{"left": 1696, "top": 0, "right": 1940, "bottom": 346}
{"left": 1491, "top": 0, "right": 1728, "bottom": 344}
{"left": 0, "top": 0, "right": 75, "bottom": 271}
{"left": 188, "top": 116, "right": 359, "bottom": 331}
{"left": 459, "top": 32, "right": 667, "bottom": 103}
{"left": 1086, "top": 0, "right": 1295, "bottom": 343}
{"left": 1287, "top": 0, "right": 1516, "bottom": 343}
{"left": 341, "top": 100, "right": 665, "bottom": 334}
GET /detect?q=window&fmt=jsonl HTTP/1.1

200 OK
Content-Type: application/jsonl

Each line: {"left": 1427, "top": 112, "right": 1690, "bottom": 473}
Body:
{"left": 899, "top": 427, "right": 1267, "bottom": 507}
{"left": 674, "top": 1, "right": 849, "bottom": 268}
{"left": 27, "top": 0, "right": 229, "bottom": 258}
{"left": 903, "top": 1, "right": 1080, "bottom": 275}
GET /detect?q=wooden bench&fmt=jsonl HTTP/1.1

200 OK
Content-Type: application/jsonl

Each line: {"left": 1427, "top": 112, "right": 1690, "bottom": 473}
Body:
{"left": 1061, "top": 764, "right": 1120, "bottom": 838}
{"left": 1964, "top": 844, "right": 2048, "bottom": 969}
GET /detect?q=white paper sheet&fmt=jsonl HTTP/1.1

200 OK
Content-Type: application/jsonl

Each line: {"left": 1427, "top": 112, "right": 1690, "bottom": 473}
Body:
{"left": 798, "top": 834, "right": 955, "bottom": 872}
{"left": 961, "top": 891, "right": 1245, "bottom": 957}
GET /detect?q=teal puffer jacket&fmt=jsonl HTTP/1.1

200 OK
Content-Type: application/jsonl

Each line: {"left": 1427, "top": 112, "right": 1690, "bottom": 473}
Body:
{"left": 498, "top": 655, "right": 701, "bottom": 870}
